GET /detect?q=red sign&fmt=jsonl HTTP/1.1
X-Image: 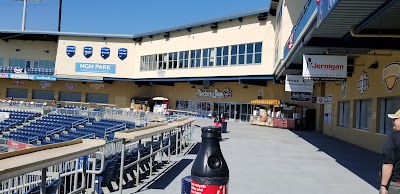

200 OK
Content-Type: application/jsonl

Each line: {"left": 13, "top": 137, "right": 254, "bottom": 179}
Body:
{"left": 191, "top": 181, "right": 228, "bottom": 194}
{"left": 11, "top": 81, "right": 24, "bottom": 86}
{"left": 7, "top": 140, "right": 34, "bottom": 150}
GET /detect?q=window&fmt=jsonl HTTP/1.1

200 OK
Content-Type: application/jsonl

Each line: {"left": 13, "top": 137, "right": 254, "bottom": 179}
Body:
{"left": 32, "top": 90, "right": 54, "bottom": 100}
{"left": 9, "top": 59, "right": 55, "bottom": 69}
{"left": 150, "top": 55, "right": 157, "bottom": 70}
{"left": 190, "top": 49, "right": 201, "bottom": 68}
{"left": 168, "top": 52, "right": 178, "bottom": 69}
{"left": 179, "top": 51, "right": 189, "bottom": 68}
{"left": 216, "top": 46, "right": 229, "bottom": 66}
{"left": 338, "top": 101, "right": 350, "bottom": 126}
{"left": 158, "top": 54, "right": 167, "bottom": 70}
{"left": 231, "top": 45, "right": 237, "bottom": 65}
{"left": 9, "top": 59, "right": 25, "bottom": 68}
{"left": 354, "top": 99, "right": 372, "bottom": 130}
{"left": 6, "top": 88, "right": 28, "bottom": 99}
{"left": 140, "top": 56, "right": 147, "bottom": 71}
{"left": 380, "top": 97, "right": 400, "bottom": 134}
{"left": 59, "top": 91, "right": 81, "bottom": 102}
{"left": 0, "top": 58, "right": 3, "bottom": 66}
{"left": 255, "top": 42, "right": 262, "bottom": 63}
{"left": 86, "top": 93, "right": 109, "bottom": 104}
{"left": 202, "top": 48, "right": 215, "bottom": 68}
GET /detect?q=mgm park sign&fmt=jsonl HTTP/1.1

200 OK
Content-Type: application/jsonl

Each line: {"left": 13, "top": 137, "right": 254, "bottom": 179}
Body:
{"left": 195, "top": 89, "right": 232, "bottom": 99}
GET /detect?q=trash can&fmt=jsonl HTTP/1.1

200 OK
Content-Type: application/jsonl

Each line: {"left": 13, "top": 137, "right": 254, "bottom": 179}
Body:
{"left": 221, "top": 122, "right": 228, "bottom": 133}
{"left": 181, "top": 175, "right": 191, "bottom": 194}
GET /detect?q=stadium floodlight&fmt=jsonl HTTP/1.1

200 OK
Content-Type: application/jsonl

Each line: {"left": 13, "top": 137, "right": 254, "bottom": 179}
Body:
{"left": 14, "top": 0, "right": 44, "bottom": 31}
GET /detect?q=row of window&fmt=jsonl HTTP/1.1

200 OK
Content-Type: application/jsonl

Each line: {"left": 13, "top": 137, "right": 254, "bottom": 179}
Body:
{"left": 338, "top": 97, "right": 400, "bottom": 134}
{"left": 9, "top": 59, "right": 56, "bottom": 69}
{"left": 140, "top": 42, "right": 263, "bottom": 71}
{"left": 6, "top": 88, "right": 108, "bottom": 104}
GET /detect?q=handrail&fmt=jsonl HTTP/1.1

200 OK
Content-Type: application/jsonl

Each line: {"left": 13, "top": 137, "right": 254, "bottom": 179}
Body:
{"left": 73, "top": 133, "right": 96, "bottom": 140}
{"left": 283, "top": 0, "right": 317, "bottom": 59}
{"left": 104, "top": 123, "right": 126, "bottom": 139}
{"left": 72, "top": 118, "right": 89, "bottom": 128}
{"left": 46, "top": 126, "right": 65, "bottom": 137}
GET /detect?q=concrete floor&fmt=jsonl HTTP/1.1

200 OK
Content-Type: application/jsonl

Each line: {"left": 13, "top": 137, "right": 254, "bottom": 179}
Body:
{"left": 123, "top": 118, "right": 381, "bottom": 194}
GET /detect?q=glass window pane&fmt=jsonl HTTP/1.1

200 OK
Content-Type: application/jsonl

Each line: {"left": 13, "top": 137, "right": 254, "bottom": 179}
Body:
{"left": 203, "top": 49, "right": 209, "bottom": 57}
{"left": 223, "top": 56, "right": 228, "bottom": 65}
{"left": 239, "top": 55, "right": 245, "bottom": 64}
{"left": 191, "top": 51, "right": 195, "bottom": 58}
{"left": 216, "top": 57, "right": 222, "bottom": 66}
{"left": 196, "top": 50, "right": 201, "bottom": 57}
{"left": 231, "top": 45, "right": 237, "bottom": 55}
{"left": 217, "top": 47, "right": 222, "bottom": 56}
{"left": 231, "top": 56, "right": 237, "bottom": 65}
{"left": 247, "top": 54, "right": 253, "bottom": 64}
{"left": 255, "top": 42, "right": 262, "bottom": 52}
{"left": 247, "top": 43, "right": 254, "bottom": 53}
{"left": 255, "top": 54, "right": 262, "bottom": 63}
{"left": 223, "top": 46, "right": 229, "bottom": 55}
{"left": 239, "top": 44, "right": 245, "bottom": 54}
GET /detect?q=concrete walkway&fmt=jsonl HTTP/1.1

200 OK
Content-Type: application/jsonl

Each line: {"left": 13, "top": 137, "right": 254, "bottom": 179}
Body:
{"left": 128, "top": 118, "right": 381, "bottom": 194}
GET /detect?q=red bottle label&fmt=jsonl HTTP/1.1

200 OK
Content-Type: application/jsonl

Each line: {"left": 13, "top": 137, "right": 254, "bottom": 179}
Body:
{"left": 190, "top": 180, "right": 227, "bottom": 194}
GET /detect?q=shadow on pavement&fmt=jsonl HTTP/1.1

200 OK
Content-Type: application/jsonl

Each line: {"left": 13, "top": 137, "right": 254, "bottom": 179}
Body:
{"left": 146, "top": 159, "right": 193, "bottom": 190}
{"left": 291, "top": 130, "right": 382, "bottom": 190}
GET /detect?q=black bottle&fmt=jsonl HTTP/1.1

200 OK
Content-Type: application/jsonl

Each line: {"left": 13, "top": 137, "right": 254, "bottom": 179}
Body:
{"left": 190, "top": 126, "right": 229, "bottom": 194}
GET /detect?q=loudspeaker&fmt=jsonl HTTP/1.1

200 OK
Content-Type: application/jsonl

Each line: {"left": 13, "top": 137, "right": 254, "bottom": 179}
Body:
{"left": 203, "top": 80, "right": 210, "bottom": 89}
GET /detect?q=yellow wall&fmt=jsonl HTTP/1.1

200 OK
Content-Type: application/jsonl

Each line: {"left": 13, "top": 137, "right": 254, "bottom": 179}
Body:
{"left": 0, "top": 39, "right": 57, "bottom": 64}
{"left": 324, "top": 50, "right": 400, "bottom": 153}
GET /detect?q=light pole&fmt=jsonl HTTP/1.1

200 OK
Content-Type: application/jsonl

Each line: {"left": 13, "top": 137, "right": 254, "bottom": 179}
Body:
{"left": 15, "top": 0, "right": 43, "bottom": 31}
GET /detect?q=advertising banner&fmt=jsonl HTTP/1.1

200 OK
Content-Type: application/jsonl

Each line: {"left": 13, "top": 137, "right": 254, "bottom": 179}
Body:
{"left": 75, "top": 62, "right": 116, "bottom": 74}
{"left": 303, "top": 54, "right": 347, "bottom": 80}
{"left": 285, "top": 74, "right": 314, "bottom": 92}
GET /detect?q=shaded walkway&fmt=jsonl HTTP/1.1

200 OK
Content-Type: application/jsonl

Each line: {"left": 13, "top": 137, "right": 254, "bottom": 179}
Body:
{"left": 292, "top": 130, "right": 382, "bottom": 189}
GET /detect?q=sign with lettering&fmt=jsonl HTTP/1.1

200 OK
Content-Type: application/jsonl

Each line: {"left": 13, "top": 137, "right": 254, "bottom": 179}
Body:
{"left": 118, "top": 48, "right": 128, "bottom": 60}
{"left": 357, "top": 70, "right": 369, "bottom": 94}
{"left": 382, "top": 62, "right": 400, "bottom": 92}
{"left": 285, "top": 74, "right": 313, "bottom": 92}
{"left": 12, "top": 81, "right": 24, "bottom": 86}
{"left": 195, "top": 89, "right": 232, "bottom": 99}
{"left": 66, "top": 45, "right": 76, "bottom": 57}
{"left": 303, "top": 54, "right": 347, "bottom": 80}
{"left": 290, "top": 92, "right": 312, "bottom": 102}
{"left": 83, "top": 46, "right": 93, "bottom": 58}
{"left": 317, "top": 0, "right": 339, "bottom": 27}
{"left": 75, "top": 62, "right": 116, "bottom": 74}
{"left": 100, "top": 47, "right": 110, "bottom": 59}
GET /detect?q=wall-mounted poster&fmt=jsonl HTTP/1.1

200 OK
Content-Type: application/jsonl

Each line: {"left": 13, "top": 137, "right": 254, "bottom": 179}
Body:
{"left": 382, "top": 62, "right": 400, "bottom": 92}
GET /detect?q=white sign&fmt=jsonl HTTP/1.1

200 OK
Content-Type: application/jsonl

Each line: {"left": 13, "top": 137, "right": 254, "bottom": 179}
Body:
{"left": 195, "top": 89, "right": 232, "bottom": 99}
{"left": 303, "top": 55, "right": 347, "bottom": 80}
{"left": 316, "top": 97, "right": 325, "bottom": 104}
{"left": 285, "top": 75, "right": 313, "bottom": 92}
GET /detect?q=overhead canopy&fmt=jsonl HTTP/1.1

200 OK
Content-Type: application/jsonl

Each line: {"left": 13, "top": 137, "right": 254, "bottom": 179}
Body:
{"left": 250, "top": 99, "right": 281, "bottom": 105}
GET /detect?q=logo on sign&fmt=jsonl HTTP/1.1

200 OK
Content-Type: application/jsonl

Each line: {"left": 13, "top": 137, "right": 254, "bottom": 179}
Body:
{"left": 12, "top": 81, "right": 24, "bottom": 86}
{"left": 83, "top": 46, "right": 93, "bottom": 58}
{"left": 65, "top": 82, "right": 77, "bottom": 90}
{"left": 382, "top": 62, "right": 400, "bottom": 92}
{"left": 195, "top": 89, "right": 232, "bottom": 99}
{"left": 90, "top": 83, "right": 105, "bottom": 91}
{"left": 118, "top": 48, "right": 128, "bottom": 60}
{"left": 0, "top": 73, "right": 7, "bottom": 78}
{"left": 357, "top": 70, "right": 369, "bottom": 94}
{"left": 101, "top": 47, "right": 110, "bottom": 59}
{"left": 39, "top": 81, "right": 51, "bottom": 89}
{"left": 66, "top": 45, "right": 76, "bottom": 57}
{"left": 290, "top": 92, "right": 312, "bottom": 102}
{"left": 13, "top": 68, "right": 23, "bottom": 74}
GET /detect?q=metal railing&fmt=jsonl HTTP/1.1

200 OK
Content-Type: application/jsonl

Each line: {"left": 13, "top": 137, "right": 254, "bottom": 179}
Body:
{"left": 283, "top": 0, "right": 317, "bottom": 59}
{"left": 73, "top": 133, "right": 96, "bottom": 140}
{"left": 46, "top": 126, "right": 65, "bottom": 137}
{"left": 104, "top": 123, "right": 126, "bottom": 140}
{"left": 28, "top": 136, "right": 39, "bottom": 144}
{"left": 72, "top": 118, "right": 89, "bottom": 128}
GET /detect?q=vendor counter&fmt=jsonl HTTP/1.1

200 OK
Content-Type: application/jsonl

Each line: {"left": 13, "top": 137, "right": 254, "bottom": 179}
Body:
{"left": 250, "top": 115, "right": 296, "bottom": 130}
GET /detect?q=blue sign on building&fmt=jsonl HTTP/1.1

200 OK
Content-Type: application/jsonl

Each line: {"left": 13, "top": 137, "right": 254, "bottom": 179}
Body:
{"left": 66, "top": 46, "right": 76, "bottom": 58}
{"left": 317, "top": 0, "right": 339, "bottom": 27}
{"left": 75, "top": 62, "right": 116, "bottom": 74}
{"left": 118, "top": 48, "right": 128, "bottom": 60}
{"left": 101, "top": 47, "right": 110, "bottom": 59}
{"left": 33, "top": 75, "right": 57, "bottom": 81}
{"left": 84, "top": 46, "right": 93, "bottom": 58}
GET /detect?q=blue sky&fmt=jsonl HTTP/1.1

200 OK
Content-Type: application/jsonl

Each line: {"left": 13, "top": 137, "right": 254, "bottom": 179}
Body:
{"left": 0, "top": 0, "right": 269, "bottom": 35}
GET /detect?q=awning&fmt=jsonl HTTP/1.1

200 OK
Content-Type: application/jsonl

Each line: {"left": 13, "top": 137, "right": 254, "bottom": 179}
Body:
{"left": 250, "top": 99, "right": 281, "bottom": 105}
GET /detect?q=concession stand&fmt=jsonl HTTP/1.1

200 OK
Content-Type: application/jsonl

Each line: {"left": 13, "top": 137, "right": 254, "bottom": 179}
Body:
{"left": 250, "top": 100, "right": 305, "bottom": 130}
